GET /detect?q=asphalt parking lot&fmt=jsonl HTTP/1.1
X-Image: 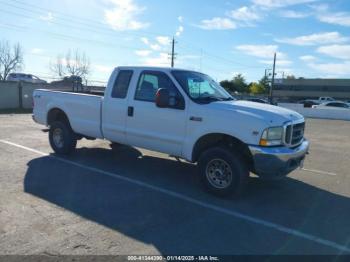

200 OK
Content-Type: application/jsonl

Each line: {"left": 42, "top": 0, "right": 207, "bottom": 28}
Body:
{"left": 0, "top": 114, "right": 350, "bottom": 255}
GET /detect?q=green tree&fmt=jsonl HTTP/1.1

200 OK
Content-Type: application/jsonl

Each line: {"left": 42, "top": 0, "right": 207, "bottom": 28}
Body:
{"left": 219, "top": 79, "right": 234, "bottom": 93}
{"left": 249, "top": 82, "right": 266, "bottom": 95}
{"left": 232, "top": 74, "right": 248, "bottom": 93}
{"left": 258, "top": 76, "right": 269, "bottom": 93}
{"left": 220, "top": 73, "right": 249, "bottom": 93}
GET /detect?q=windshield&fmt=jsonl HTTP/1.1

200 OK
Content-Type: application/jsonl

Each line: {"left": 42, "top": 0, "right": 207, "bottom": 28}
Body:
{"left": 172, "top": 70, "right": 234, "bottom": 103}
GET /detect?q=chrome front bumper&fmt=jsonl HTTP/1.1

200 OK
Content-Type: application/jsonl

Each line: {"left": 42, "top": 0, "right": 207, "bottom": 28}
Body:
{"left": 249, "top": 140, "right": 310, "bottom": 179}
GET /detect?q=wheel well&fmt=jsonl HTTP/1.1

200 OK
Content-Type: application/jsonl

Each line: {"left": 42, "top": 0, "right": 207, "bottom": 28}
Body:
{"left": 192, "top": 133, "right": 254, "bottom": 171}
{"left": 47, "top": 108, "right": 70, "bottom": 127}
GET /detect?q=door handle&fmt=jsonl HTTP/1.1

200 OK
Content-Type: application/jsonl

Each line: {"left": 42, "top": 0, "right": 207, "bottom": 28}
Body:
{"left": 128, "top": 106, "right": 134, "bottom": 117}
{"left": 190, "top": 116, "right": 202, "bottom": 122}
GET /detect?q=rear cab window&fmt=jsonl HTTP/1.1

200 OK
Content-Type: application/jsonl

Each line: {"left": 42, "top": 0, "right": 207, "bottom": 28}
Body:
{"left": 111, "top": 70, "right": 133, "bottom": 99}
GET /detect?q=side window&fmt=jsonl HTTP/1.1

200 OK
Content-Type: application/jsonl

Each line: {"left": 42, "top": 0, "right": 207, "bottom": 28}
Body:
{"left": 135, "top": 71, "right": 180, "bottom": 102}
{"left": 111, "top": 70, "right": 133, "bottom": 99}
{"left": 327, "top": 103, "right": 338, "bottom": 107}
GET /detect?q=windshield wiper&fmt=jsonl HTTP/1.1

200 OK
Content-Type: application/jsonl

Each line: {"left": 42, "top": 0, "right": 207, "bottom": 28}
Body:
{"left": 196, "top": 96, "right": 223, "bottom": 103}
{"left": 223, "top": 97, "right": 234, "bottom": 101}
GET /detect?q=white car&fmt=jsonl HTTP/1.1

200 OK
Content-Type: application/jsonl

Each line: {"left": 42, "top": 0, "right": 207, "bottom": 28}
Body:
{"left": 312, "top": 101, "right": 350, "bottom": 109}
{"left": 32, "top": 66, "right": 309, "bottom": 196}
{"left": 6, "top": 73, "right": 47, "bottom": 84}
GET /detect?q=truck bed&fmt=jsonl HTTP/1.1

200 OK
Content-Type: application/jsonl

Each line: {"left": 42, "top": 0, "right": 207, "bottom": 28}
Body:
{"left": 47, "top": 88, "right": 105, "bottom": 97}
{"left": 33, "top": 89, "right": 104, "bottom": 139}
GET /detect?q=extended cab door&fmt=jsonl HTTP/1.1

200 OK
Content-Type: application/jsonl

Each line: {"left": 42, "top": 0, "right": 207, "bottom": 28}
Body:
{"left": 126, "top": 70, "right": 187, "bottom": 156}
{"left": 102, "top": 69, "right": 134, "bottom": 144}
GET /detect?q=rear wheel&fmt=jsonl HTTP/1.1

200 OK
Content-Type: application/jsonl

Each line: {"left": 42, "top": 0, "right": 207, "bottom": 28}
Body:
{"left": 198, "top": 147, "right": 248, "bottom": 197}
{"left": 110, "top": 142, "right": 122, "bottom": 151}
{"left": 49, "top": 121, "right": 77, "bottom": 155}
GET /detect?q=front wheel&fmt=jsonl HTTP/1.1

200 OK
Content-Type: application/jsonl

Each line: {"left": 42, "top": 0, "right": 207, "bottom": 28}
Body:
{"left": 110, "top": 142, "right": 122, "bottom": 151}
{"left": 198, "top": 147, "right": 249, "bottom": 197}
{"left": 49, "top": 121, "right": 77, "bottom": 155}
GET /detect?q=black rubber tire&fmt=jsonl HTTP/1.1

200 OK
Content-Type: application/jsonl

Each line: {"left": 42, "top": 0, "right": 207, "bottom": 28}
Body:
{"left": 49, "top": 121, "right": 77, "bottom": 155}
{"left": 110, "top": 142, "right": 122, "bottom": 151}
{"left": 198, "top": 147, "right": 249, "bottom": 197}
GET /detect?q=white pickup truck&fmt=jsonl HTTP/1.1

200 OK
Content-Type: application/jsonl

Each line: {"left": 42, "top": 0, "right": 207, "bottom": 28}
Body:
{"left": 33, "top": 67, "right": 309, "bottom": 196}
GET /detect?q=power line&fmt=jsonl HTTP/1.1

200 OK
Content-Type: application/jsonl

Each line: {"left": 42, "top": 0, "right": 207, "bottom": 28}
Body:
{"left": 178, "top": 41, "right": 265, "bottom": 70}
{"left": 0, "top": 8, "right": 147, "bottom": 47}
{"left": 0, "top": 0, "right": 170, "bottom": 44}
{"left": 0, "top": 15, "right": 143, "bottom": 53}
{"left": 0, "top": 0, "right": 268, "bottom": 81}
{"left": 0, "top": 0, "right": 165, "bottom": 39}
{"left": 0, "top": 0, "right": 265, "bottom": 72}
{"left": 177, "top": 44, "right": 265, "bottom": 71}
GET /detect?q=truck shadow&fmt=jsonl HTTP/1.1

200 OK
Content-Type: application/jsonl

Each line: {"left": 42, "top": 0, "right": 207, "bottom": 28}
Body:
{"left": 24, "top": 146, "right": 350, "bottom": 254}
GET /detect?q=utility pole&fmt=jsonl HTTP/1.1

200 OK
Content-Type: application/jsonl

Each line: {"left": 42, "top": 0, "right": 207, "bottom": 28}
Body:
{"left": 269, "top": 52, "right": 276, "bottom": 104}
{"left": 264, "top": 69, "right": 269, "bottom": 79}
{"left": 171, "top": 36, "right": 176, "bottom": 68}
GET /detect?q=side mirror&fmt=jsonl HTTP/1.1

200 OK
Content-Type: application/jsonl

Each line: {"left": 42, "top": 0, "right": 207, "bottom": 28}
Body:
{"left": 155, "top": 88, "right": 170, "bottom": 108}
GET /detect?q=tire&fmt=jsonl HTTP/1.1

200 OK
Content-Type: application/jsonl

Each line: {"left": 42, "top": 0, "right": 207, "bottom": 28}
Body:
{"left": 49, "top": 121, "right": 77, "bottom": 155}
{"left": 110, "top": 142, "right": 122, "bottom": 151}
{"left": 198, "top": 147, "right": 249, "bottom": 197}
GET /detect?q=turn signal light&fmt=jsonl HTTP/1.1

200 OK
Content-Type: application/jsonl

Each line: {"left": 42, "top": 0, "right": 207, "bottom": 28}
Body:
{"left": 259, "top": 139, "right": 268, "bottom": 146}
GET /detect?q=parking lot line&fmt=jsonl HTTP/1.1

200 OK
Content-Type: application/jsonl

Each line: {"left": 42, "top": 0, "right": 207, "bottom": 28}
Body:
{"left": 301, "top": 168, "right": 337, "bottom": 176}
{"left": 1, "top": 138, "right": 349, "bottom": 254}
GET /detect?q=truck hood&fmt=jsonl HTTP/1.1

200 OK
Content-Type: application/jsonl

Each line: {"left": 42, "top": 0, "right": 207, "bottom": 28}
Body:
{"left": 208, "top": 100, "right": 303, "bottom": 125}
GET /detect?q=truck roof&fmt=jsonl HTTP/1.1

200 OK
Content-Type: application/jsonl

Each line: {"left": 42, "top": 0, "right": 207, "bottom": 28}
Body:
{"left": 116, "top": 66, "right": 201, "bottom": 73}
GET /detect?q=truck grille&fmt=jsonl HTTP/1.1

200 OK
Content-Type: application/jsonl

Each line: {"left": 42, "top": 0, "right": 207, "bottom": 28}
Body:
{"left": 285, "top": 122, "right": 305, "bottom": 147}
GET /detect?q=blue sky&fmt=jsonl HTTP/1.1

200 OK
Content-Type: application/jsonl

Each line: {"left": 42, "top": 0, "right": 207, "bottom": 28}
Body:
{"left": 1, "top": 0, "right": 350, "bottom": 85}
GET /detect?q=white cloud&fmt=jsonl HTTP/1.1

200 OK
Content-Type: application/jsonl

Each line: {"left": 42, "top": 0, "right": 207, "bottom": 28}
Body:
{"left": 141, "top": 37, "right": 149, "bottom": 45}
{"left": 135, "top": 50, "right": 152, "bottom": 57}
{"left": 310, "top": 4, "right": 350, "bottom": 27}
{"left": 308, "top": 61, "right": 350, "bottom": 75}
{"left": 140, "top": 36, "right": 171, "bottom": 52}
{"left": 318, "top": 12, "right": 350, "bottom": 27}
{"left": 299, "top": 55, "right": 316, "bottom": 61}
{"left": 178, "top": 16, "right": 184, "bottom": 23}
{"left": 275, "top": 32, "right": 349, "bottom": 46}
{"left": 279, "top": 10, "right": 310, "bottom": 18}
{"left": 39, "top": 12, "right": 54, "bottom": 22}
{"left": 197, "top": 17, "right": 236, "bottom": 30}
{"left": 252, "top": 0, "right": 317, "bottom": 8}
{"left": 30, "top": 48, "right": 44, "bottom": 54}
{"left": 94, "top": 64, "right": 114, "bottom": 73}
{"left": 310, "top": 3, "right": 329, "bottom": 12}
{"left": 179, "top": 54, "right": 201, "bottom": 60}
{"left": 176, "top": 25, "right": 184, "bottom": 37}
{"left": 229, "top": 6, "right": 261, "bottom": 22}
{"left": 150, "top": 44, "right": 161, "bottom": 51}
{"left": 141, "top": 53, "right": 169, "bottom": 67}
{"left": 317, "top": 45, "right": 350, "bottom": 60}
{"left": 156, "top": 36, "right": 170, "bottom": 46}
{"left": 104, "top": 0, "right": 149, "bottom": 31}
{"left": 236, "top": 44, "right": 287, "bottom": 59}
{"left": 259, "top": 59, "right": 293, "bottom": 66}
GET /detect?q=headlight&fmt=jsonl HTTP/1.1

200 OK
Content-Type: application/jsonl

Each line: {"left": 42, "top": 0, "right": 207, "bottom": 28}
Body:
{"left": 259, "top": 127, "right": 284, "bottom": 146}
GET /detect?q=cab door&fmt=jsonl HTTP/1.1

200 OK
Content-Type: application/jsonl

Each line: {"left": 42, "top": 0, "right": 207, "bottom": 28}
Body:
{"left": 125, "top": 70, "right": 187, "bottom": 156}
{"left": 102, "top": 69, "right": 134, "bottom": 144}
